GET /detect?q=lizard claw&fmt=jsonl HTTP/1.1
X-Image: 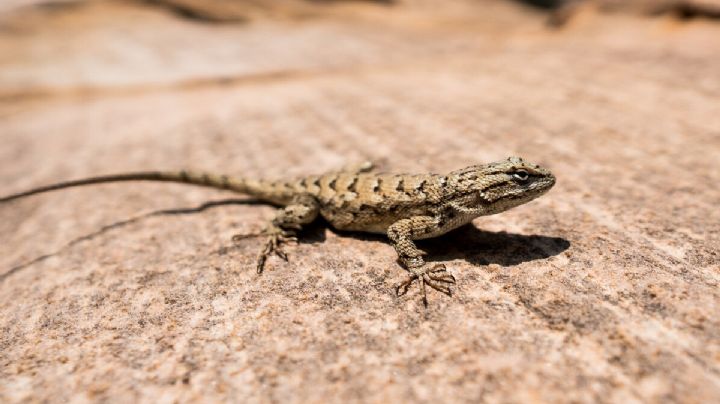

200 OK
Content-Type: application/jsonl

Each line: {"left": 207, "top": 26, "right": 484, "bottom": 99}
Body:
{"left": 255, "top": 229, "right": 297, "bottom": 273}
{"left": 232, "top": 224, "right": 300, "bottom": 273}
{"left": 232, "top": 232, "right": 263, "bottom": 242}
{"left": 274, "top": 246, "right": 288, "bottom": 261}
{"left": 395, "top": 263, "right": 456, "bottom": 306}
{"left": 232, "top": 227, "right": 298, "bottom": 243}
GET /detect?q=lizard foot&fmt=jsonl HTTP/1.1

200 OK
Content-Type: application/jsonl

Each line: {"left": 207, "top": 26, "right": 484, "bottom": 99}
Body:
{"left": 395, "top": 263, "right": 456, "bottom": 307}
{"left": 233, "top": 228, "right": 298, "bottom": 274}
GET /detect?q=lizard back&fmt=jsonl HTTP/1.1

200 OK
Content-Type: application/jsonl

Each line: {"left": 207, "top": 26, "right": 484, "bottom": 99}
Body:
{"left": 288, "top": 172, "right": 449, "bottom": 233}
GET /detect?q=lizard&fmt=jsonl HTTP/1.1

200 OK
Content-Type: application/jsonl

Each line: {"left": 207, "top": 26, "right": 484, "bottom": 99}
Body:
{"left": 0, "top": 156, "right": 555, "bottom": 306}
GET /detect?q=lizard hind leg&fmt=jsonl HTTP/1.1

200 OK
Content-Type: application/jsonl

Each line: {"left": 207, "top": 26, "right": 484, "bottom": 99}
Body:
{"left": 235, "top": 194, "right": 320, "bottom": 274}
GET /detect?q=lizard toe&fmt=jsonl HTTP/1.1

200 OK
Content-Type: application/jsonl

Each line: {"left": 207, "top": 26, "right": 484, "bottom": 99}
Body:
{"left": 395, "top": 274, "right": 418, "bottom": 297}
{"left": 395, "top": 263, "right": 456, "bottom": 305}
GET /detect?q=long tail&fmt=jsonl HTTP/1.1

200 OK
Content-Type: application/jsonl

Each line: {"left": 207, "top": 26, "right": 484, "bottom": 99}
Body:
{"left": 0, "top": 171, "right": 292, "bottom": 204}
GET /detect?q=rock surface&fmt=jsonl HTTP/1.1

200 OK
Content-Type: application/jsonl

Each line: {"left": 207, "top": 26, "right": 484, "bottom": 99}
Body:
{"left": 0, "top": 1, "right": 719, "bottom": 402}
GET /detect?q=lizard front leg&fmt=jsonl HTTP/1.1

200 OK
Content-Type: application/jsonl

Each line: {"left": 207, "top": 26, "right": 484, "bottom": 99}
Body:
{"left": 235, "top": 194, "right": 319, "bottom": 273}
{"left": 387, "top": 216, "right": 456, "bottom": 306}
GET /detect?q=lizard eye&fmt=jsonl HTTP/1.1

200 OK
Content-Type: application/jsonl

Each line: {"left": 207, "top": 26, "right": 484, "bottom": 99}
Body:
{"left": 513, "top": 170, "right": 529, "bottom": 182}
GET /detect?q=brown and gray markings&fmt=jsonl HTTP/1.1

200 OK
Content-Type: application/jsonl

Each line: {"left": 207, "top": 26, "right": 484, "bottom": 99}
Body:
{"left": 0, "top": 157, "right": 555, "bottom": 306}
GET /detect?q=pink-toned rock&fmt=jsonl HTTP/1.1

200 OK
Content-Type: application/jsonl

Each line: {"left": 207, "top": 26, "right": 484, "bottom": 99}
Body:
{"left": 0, "top": 1, "right": 719, "bottom": 402}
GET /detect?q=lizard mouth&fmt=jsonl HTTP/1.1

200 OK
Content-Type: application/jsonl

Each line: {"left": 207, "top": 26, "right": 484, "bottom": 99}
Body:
{"left": 492, "top": 172, "right": 556, "bottom": 208}
{"left": 528, "top": 173, "right": 556, "bottom": 196}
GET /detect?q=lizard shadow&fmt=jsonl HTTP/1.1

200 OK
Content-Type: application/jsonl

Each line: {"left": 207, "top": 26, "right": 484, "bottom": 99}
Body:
{"left": 419, "top": 225, "right": 570, "bottom": 267}
{"left": 320, "top": 223, "right": 570, "bottom": 267}
{"left": 1, "top": 198, "right": 266, "bottom": 282}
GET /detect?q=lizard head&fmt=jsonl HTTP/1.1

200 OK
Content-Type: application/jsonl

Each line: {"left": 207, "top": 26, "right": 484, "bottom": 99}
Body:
{"left": 449, "top": 156, "right": 556, "bottom": 214}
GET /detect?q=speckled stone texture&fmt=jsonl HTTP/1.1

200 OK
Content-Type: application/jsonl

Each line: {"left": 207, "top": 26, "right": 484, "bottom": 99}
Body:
{"left": 0, "top": 1, "right": 719, "bottom": 402}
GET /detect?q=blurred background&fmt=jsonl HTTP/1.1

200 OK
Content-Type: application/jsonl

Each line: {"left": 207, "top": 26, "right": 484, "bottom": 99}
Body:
{"left": 1, "top": 1, "right": 719, "bottom": 403}
{"left": 1, "top": 0, "right": 719, "bottom": 98}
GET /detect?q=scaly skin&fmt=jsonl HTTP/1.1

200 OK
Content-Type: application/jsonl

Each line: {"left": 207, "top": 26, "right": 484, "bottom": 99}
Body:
{"left": 1, "top": 157, "right": 555, "bottom": 306}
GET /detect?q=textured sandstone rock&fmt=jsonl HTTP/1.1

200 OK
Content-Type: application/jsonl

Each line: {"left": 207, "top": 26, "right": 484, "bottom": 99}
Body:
{"left": 0, "top": 1, "right": 718, "bottom": 402}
